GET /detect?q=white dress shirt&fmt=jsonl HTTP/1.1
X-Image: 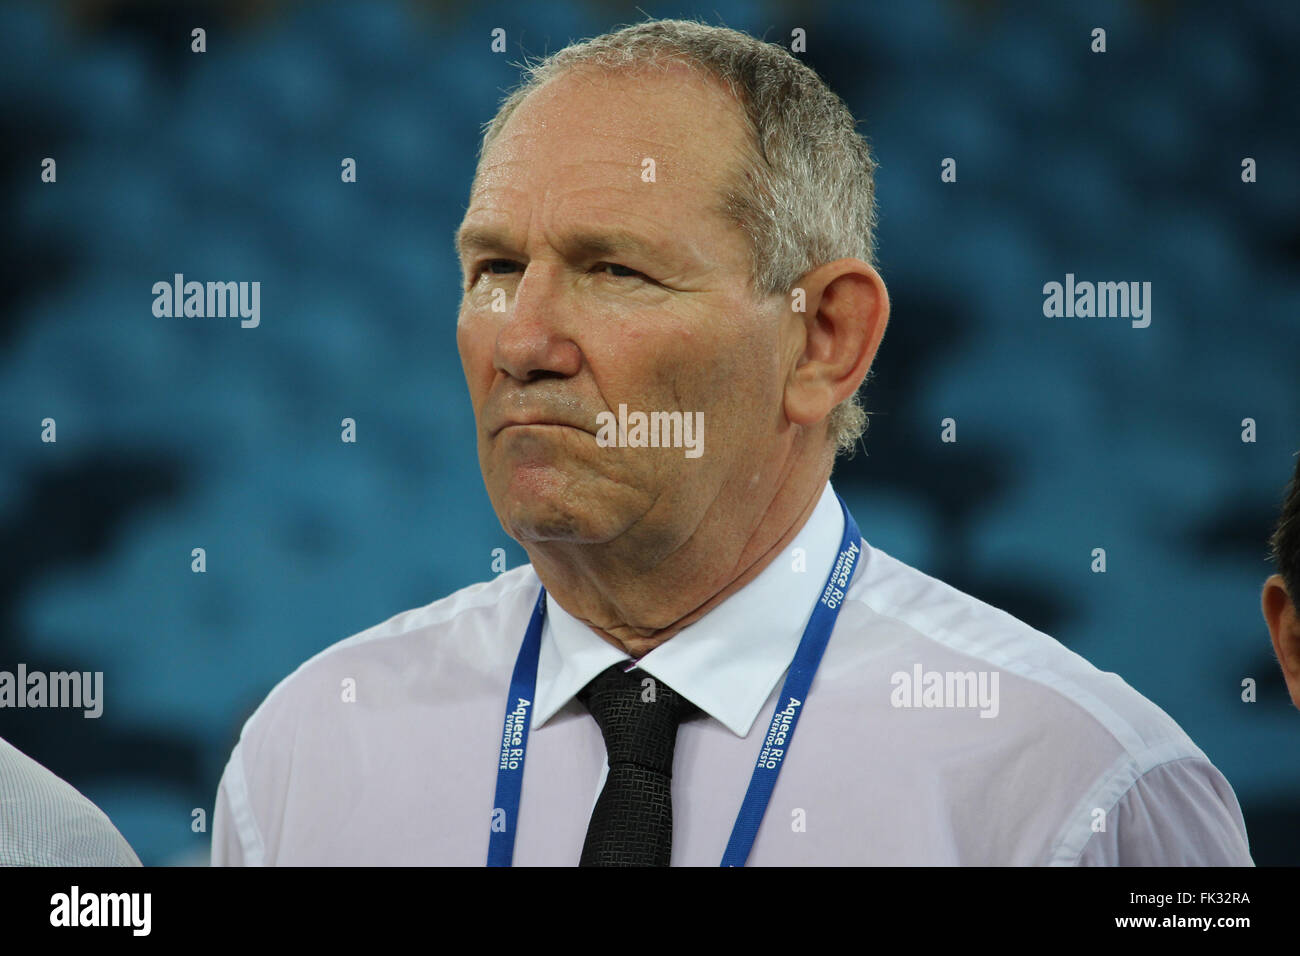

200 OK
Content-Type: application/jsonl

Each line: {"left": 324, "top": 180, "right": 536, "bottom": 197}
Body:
{"left": 0, "top": 736, "right": 141, "bottom": 866}
{"left": 212, "top": 481, "right": 1253, "bottom": 865}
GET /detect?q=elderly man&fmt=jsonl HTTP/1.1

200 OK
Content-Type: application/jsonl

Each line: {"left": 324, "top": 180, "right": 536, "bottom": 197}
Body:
{"left": 212, "top": 19, "right": 1252, "bottom": 865}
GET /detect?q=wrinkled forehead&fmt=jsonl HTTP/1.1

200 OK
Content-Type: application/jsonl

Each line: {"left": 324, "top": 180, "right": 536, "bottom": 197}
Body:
{"left": 469, "top": 63, "right": 754, "bottom": 207}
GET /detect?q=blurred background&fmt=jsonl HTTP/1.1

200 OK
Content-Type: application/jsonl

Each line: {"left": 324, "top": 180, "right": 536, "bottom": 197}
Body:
{"left": 1, "top": 0, "right": 1297, "bottom": 865}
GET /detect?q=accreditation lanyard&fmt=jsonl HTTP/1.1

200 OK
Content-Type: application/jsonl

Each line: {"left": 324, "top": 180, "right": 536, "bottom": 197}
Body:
{"left": 486, "top": 494, "right": 862, "bottom": 867}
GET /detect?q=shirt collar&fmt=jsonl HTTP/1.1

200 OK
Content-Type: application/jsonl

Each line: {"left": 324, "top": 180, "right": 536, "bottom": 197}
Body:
{"left": 533, "top": 481, "right": 845, "bottom": 738}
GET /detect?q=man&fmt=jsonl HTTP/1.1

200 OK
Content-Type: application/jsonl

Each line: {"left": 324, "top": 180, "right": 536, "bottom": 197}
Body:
{"left": 1263, "top": 453, "right": 1300, "bottom": 709}
{"left": 212, "top": 19, "right": 1252, "bottom": 865}
{"left": 0, "top": 736, "right": 141, "bottom": 866}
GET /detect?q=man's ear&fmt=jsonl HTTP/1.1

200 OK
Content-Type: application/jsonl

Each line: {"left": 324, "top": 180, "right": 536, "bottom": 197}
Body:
{"left": 782, "top": 258, "right": 889, "bottom": 431}
{"left": 1262, "top": 574, "right": 1300, "bottom": 711}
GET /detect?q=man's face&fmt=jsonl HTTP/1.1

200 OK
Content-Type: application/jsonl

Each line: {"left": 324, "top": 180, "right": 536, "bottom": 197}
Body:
{"left": 1262, "top": 574, "right": 1300, "bottom": 710}
{"left": 456, "top": 65, "right": 789, "bottom": 552}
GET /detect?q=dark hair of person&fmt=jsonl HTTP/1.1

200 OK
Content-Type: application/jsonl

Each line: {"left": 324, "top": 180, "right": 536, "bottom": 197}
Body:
{"left": 1269, "top": 451, "right": 1300, "bottom": 601}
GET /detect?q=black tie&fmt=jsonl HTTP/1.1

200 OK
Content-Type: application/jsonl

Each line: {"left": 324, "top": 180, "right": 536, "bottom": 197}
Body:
{"left": 576, "top": 662, "right": 699, "bottom": 866}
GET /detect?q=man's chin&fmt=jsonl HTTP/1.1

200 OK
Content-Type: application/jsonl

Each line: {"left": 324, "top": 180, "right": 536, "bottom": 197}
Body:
{"left": 490, "top": 465, "right": 632, "bottom": 546}
{"left": 487, "top": 464, "right": 587, "bottom": 542}
{"left": 500, "top": 499, "right": 610, "bottom": 545}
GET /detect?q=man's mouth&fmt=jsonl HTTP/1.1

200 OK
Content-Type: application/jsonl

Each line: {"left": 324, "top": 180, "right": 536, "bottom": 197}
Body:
{"left": 492, "top": 419, "right": 589, "bottom": 437}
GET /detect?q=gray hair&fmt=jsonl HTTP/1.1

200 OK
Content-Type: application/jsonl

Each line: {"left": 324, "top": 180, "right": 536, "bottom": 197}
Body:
{"left": 475, "top": 18, "right": 880, "bottom": 456}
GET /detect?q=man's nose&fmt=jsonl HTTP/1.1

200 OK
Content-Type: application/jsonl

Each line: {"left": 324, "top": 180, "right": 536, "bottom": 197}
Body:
{"left": 493, "top": 263, "right": 582, "bottom": 382}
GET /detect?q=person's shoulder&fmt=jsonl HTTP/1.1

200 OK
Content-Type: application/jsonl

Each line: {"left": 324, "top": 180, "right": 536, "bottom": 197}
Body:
{"left": 842, "top": 542, "right": 1251, "bottom": 864}
{"left": 844, "top": 541, "right": 1202, "bottom": 764}
{"left": 0, "top": 737, "right": 141, "bottom": 866}
{"left": 234, "top": 565, "right": 541, "bottom": 747}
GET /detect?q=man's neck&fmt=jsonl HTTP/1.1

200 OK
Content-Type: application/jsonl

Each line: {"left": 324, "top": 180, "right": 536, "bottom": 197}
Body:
{"left": 525, "top": 463, "right": 833, "bottom": 658}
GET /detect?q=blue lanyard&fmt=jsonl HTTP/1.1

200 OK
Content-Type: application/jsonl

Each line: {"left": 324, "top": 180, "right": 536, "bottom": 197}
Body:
{"left": 487, "top": 494, "right": 862, "bottom": 867}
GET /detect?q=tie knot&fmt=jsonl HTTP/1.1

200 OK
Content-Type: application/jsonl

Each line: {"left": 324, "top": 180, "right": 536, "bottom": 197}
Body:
{"left": 577, "top": 664, "right": 698, "bottom": 773}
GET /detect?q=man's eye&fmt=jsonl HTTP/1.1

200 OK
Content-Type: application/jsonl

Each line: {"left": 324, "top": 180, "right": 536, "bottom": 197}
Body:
{"left": 469, "top": 260, "right": 521, "bottom": 284}
{"left": 472, "top": 260, "right": 649, "bottom": 284}
{"left": 596, "top": 262, "right": 645, "bottom": 280}
{"left": 477, "top": 259, "right": 520, "bottom": 278}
